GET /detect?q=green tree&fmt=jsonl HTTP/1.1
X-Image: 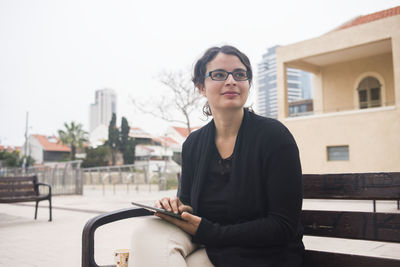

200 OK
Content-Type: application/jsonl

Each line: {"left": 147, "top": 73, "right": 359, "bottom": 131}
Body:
{"left": 19, "top": 155, "right": 35, "bottom": 168}
{"left": 0, "top": 150, "right": 19, "bottom": 167}
{"left": 58, "top": 121, "right": 88, "bottom": 160}
{"left": 0, "top": 150, "right": 35, "bottom": 168}
{"left": 123, "top": 138, "right": 136, "bottom": 164}
{"left": 119, "top": 117, "right": 130, "bottom": 153}
{"left": 81, "top": 145, "right": 111, "bottom": 168}
{"left": 108, "top": 113, "right": 119, "bottom": 165}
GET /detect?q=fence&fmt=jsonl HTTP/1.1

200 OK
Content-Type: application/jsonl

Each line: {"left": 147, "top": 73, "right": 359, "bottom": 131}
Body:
{"left": 82, "top": 161, "right": 180, "bottom": 194}
{"left": 0, "top": 161, "right": 83, "bottom": 195}
{"left": 0, "top": 160, "right": 180, "bottom": 196}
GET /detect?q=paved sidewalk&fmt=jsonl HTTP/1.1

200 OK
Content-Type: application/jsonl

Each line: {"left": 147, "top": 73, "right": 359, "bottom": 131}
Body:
{"left": 0, "top": 186, "right": 399, "bottom": 267}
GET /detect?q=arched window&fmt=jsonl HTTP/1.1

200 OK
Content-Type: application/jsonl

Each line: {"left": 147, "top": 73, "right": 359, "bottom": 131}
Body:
{"left": 357, "top": 76, "right": 381, "bottom": 109}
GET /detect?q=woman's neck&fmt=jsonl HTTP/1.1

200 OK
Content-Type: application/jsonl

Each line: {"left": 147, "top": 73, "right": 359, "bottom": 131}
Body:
{"left": 213, "top": 108, "right": 244, "bottom": 139}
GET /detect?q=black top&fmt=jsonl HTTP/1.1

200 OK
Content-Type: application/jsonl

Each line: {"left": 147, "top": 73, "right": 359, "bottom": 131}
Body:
{"left": 198, "top": 143, "right": 232, "bottom": 225}
{"left": 178, "top": 109, "right": 304, "bottom": 267}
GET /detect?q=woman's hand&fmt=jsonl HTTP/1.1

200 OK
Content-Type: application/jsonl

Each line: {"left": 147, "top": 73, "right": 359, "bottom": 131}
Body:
{"left": 155, "top": 210, "right": 201, "bottom": 236}
{"left": 155, "top": 196, "right": 193, "bottom": 214}
{"left": 154, "top": 196, "right": 200, "bottom": 235}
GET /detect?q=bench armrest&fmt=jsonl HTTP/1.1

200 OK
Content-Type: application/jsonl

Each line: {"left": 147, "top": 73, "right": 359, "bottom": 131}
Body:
{"left": 82, "top": 207, "right": 153, "bottom": 267}
{"left": 36, "top": 183, "right": 52, "bottom": 196}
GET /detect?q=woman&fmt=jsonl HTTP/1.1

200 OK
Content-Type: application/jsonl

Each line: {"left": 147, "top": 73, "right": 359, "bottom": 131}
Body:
{"left": 129, "top": 45, "right": 304, "bottom": 267}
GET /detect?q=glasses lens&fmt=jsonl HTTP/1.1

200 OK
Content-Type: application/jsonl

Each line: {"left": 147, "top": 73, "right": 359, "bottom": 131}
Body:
{"left": 233, "top": 70, "right": 248, "bottom": 81}
{"left": 210, "top": 71, "right": 228, "bottom": 81}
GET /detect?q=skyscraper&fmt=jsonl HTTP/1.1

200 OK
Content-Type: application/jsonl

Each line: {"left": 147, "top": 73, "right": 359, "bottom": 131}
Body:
{"left": 257, "top": 46, "right": 312, "bottom": 118}
{"left": 89, "top": 89, "right": 117, "bottom": 132}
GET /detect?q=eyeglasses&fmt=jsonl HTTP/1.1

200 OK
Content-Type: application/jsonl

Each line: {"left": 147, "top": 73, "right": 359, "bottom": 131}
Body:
{"left": 205, "top": 70, "right": 249, "bottom": 81}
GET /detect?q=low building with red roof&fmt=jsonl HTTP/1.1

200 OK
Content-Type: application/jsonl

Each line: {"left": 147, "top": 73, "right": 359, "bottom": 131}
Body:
{"left": 164, "top": 126, "right": 201, "bottom": 150}
{"left": 21, "top": 134, "right": 71, "bottom": 164}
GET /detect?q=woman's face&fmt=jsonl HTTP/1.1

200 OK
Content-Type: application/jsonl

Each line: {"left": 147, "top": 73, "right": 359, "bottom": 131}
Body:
{"left": 199, "top": 52, "right": 250, "bottom": 114}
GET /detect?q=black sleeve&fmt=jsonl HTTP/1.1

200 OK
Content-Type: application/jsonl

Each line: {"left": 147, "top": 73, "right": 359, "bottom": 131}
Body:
{"left": 194, "top": 144, "right": 303, "bottom": 247}
{"left": 177, "top": 140, "right": 192, "bottom": 206}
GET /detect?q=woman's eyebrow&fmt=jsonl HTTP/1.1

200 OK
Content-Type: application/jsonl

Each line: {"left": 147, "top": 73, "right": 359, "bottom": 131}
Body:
{"left": 210, "top": 68, "right": 247, "bottom": 72}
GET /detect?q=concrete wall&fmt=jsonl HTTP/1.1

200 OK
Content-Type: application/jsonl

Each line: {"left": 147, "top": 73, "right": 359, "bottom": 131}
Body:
{"left": 277, "top": 15, "right": 400, "bottom": 119}
{"left": 27, "top": 136, "right": 43, "bottom": 164}
{"left": 284, "top": 107, "right": 400, "bottom": 173}
{"left": 275, "top": 14, "right": 400, "bottom": 174}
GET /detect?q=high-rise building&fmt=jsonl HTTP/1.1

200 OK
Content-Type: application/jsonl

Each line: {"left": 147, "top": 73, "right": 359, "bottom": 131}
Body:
{"left": 257, "top": 46, "right": 312, "bottom": 118}
{"left": 89, "top": 89, "right": 117, "bottom": 132}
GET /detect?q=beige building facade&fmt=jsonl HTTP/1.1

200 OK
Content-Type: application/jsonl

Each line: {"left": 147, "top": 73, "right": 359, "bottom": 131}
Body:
{"left": 276, "top": 9, "right": 400, "bottom": 174}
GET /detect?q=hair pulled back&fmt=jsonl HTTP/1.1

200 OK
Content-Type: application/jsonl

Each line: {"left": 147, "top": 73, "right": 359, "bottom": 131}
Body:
{"left": 192, "top": 45, "right": 253, "bottom": 116}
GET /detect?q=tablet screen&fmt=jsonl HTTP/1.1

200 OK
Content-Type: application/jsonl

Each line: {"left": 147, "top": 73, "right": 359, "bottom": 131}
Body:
{"left": 131, "top": 201, "right": 182, "bottom": 219}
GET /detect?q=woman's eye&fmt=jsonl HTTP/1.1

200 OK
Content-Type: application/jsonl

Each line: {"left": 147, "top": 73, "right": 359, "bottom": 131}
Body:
{"left": 213, "top": 72, "right": 226, "bottom": 78}
{"left": 234, "top": 71, "right": 246, "bottom": 78}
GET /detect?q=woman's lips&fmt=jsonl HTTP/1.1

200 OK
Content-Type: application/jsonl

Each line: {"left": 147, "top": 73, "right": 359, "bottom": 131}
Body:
{"left": 222, "top": 92, "right": 239, "bottom": 97}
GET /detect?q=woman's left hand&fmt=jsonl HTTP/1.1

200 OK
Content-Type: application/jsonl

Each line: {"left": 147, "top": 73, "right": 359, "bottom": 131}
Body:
{"left": 155, "top": 211, "right": 201, "bottom": 235}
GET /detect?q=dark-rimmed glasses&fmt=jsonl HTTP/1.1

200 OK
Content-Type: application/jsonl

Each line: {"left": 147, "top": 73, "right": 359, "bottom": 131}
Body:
{"left": 205, "top": 70, "right": 249, "bottom": 81}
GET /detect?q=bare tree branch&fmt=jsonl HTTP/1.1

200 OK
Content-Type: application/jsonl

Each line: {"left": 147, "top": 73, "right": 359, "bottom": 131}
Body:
{"left": 131, "top": 69, "right": 202, "bottom": 133}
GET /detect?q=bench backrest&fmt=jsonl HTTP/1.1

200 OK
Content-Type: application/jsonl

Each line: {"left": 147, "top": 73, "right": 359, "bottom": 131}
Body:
{"left": 0, "top": 176, "right": 39, "bottom": 198}
{"left": 301, "top": 173, "right": 400, "bottom": 267}
{"left": 303, "top": 172, "right": 400, "bottom": 200}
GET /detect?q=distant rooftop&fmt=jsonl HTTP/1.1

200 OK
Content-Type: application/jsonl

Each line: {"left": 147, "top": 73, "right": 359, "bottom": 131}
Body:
{"left": 172, "top": 126, "right": 201, "bottom": 138}
{"left": 129, "top": 127, "right": 153, "bottom": 139}
{"left": 334, "top": 5, "right": 400, "bottom": 31}
{"left": 0, "top": 145, "right": 21, "bottom": 152}
{"left": 32, "top": 134, "right": 71, "bottom": 152}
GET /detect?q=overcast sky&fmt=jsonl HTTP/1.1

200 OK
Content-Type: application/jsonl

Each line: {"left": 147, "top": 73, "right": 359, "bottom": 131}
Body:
{"left": 1, "top": 0, "right": 399, "bottom": 146}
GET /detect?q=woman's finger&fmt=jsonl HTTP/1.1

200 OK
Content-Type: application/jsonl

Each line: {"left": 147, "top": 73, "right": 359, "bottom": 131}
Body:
{"left": 179, "top": 204, "right": 193, "bottom": 214}
{"left": 161, "top": 197, "right": 172, "bottom": 211}
{"left": 154, "top": 200, "right": 162, "bottom": 209}
{"left": 170, "top": 197, "right": 180, "bottom": 214}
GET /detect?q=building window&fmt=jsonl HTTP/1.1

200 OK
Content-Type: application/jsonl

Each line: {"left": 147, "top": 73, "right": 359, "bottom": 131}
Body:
{"left": 357, "top": 76, "right": 381, "bottom": 109}
{"left": 327, "top": 146, "right": 349, "bottom": 161}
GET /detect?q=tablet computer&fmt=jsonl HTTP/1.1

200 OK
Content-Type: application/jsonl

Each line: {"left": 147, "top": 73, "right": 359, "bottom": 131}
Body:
{"left": 131, "top": 201, "right": 182, "bottom": 219}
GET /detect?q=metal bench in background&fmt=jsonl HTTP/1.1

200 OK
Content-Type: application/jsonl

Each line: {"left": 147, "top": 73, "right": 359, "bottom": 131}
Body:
{"left": 0, "top": 175, "right": 52, "bottom": 221}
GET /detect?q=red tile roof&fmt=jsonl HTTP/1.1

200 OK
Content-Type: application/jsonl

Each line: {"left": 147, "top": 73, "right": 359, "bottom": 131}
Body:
{"left": 335, "top": 6, "right": 400, "bottom": 31}
{"left": 129, "top": 127, "right": 153, "bottom": 139}
{"left": 32, "top": 134, "right": 71, "bottom": 152}
{"left": 152, "top": 136, "right": 179, "bottom": 147}
{"left": 172, "top": 126, "right": 201, "bottom": 138}
{"left": 0, "top": 146, "right": 21, "bottom": 152}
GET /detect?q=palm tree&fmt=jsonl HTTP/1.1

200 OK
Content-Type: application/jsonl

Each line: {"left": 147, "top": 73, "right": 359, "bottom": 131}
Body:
{"left": 58, "top": 121, "right": 88, "bottom": 160}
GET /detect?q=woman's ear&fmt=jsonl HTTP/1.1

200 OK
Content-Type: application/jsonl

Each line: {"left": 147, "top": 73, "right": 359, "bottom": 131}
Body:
{"left": 198, "top": 85, "right": 206, "bottom": 97}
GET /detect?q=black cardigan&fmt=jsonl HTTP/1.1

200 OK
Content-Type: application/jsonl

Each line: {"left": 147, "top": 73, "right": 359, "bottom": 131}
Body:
{"left": 178, "top": 109, "right": 304, "bottom": 267}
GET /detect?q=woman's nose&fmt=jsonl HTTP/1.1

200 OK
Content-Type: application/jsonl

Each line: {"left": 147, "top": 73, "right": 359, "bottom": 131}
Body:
{"left": 225, "top": 73, "right": 237, "bottom": 85}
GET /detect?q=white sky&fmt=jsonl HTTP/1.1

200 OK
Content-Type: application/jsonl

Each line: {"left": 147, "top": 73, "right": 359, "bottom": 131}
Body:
{"left": 1, "top": 0, "right": 399, "bottom": 146}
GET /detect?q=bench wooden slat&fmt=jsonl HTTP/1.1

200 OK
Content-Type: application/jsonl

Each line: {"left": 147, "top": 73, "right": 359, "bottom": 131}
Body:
{"left": 303, "top": 250, "right": 400, "bottom": 267}
{"left": 0, "top": 194, "right": 50, "bottom": 203}
{"left": 303, "top": 173, "right": 400, "bottom": 200}
{"left": 0, "top": 184, "right": 37, "bottom": 191}
{"left": 302, "top": 210, "right": 400, "bottom": 242}
{"left": 0, "top": 190, "right": 37, "bottom": 197}
{"left": 0, "top": 176, "right": 36, "bottom": 183}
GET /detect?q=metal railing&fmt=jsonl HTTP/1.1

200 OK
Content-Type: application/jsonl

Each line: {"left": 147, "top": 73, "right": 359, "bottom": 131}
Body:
{"left": 0, "top": 161, "right": 83, "bottom": 195}
{"left": 0, "top": 160, "right": 180, "bottom": 196}
{"left": 81, "top": 161, "right": 180, "bottom": 195}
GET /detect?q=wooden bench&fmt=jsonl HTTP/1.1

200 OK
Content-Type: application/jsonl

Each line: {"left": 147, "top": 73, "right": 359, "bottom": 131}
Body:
{"left": 0, "top": 175, "right": 52, "bottom": 221}
{"left": 81, "top": 172, "right": 400, "bottom": 267}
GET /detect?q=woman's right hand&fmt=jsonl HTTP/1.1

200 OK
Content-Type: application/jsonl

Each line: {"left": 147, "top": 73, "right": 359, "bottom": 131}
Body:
{"left": 155, "top": 196, "right": 193, "bottom": 215}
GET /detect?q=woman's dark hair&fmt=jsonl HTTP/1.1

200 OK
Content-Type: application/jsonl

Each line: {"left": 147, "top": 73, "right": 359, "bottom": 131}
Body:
{"left": 192, "top": 45, "right": 253, "bottom": 116}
